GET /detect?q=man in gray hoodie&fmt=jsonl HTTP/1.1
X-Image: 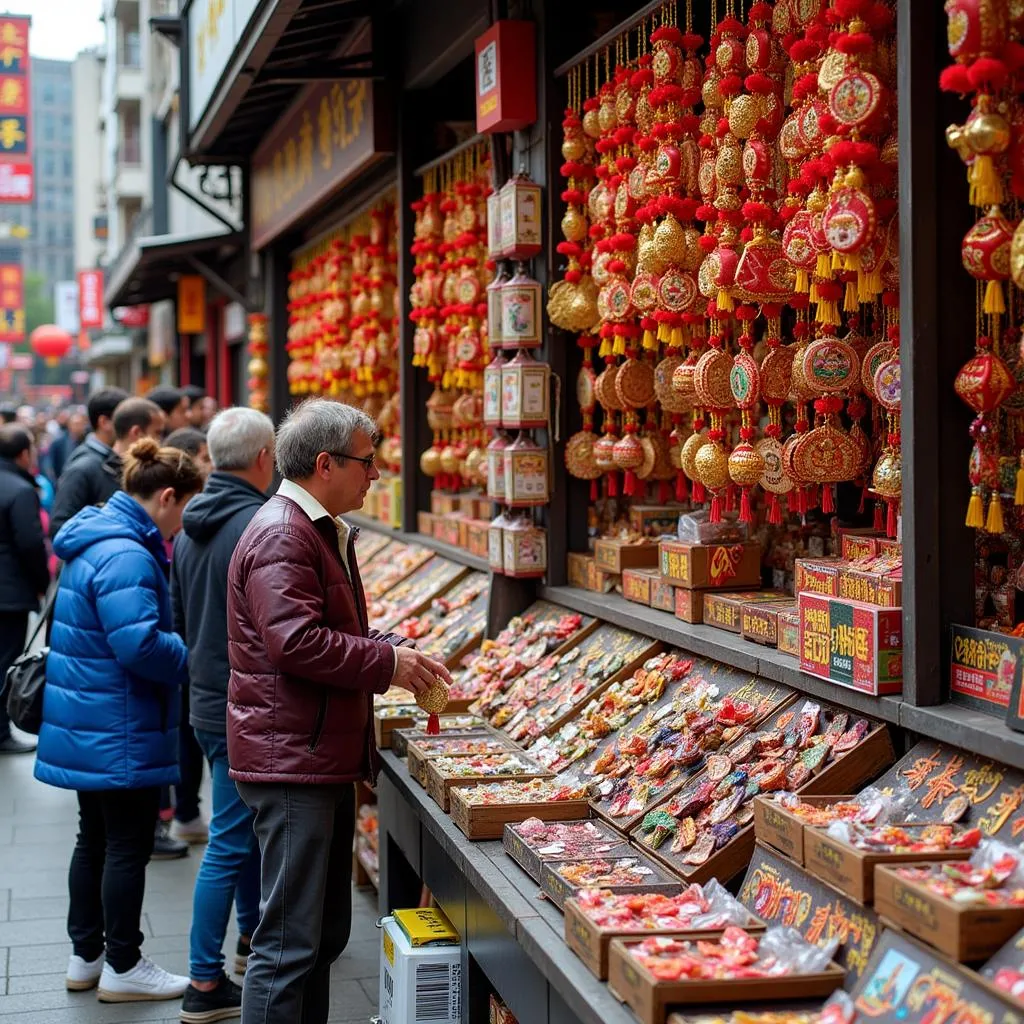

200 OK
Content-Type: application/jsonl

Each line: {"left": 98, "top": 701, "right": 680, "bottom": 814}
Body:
{"left": 169, "top": 407, "right": 275, "bottom": 1024}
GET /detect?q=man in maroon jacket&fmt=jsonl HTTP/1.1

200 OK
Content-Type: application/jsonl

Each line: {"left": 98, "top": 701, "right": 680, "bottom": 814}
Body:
{"left": 226, "top": 399, "right": 451, "bottom": 1024}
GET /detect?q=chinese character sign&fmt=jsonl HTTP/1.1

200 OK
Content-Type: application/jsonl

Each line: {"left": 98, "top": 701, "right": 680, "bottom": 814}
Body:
{"left": 0, "top": 17, "right": 31, "bottom": 203}
{"left": 0, "top": 262, "right": 25, "bottom": 343}
{"left": 177, "top": 275, "right": 206, "bottom": 334}
{"left": 78, "top": 269, "right": 104, "bottom": 329}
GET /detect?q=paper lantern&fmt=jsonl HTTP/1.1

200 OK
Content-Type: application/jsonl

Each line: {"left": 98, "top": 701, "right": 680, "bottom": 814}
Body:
{"left": 30, "top": 325, "right": 73, "bottom": 367}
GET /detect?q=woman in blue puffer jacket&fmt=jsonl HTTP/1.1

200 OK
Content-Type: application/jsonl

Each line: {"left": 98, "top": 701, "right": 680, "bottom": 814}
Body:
{"left": 36, "top": 438, "right": 203, "bottom": 1004}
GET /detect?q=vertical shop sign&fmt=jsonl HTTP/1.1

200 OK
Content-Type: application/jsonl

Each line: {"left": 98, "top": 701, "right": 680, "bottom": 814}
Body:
{"left": 474, "top": 21, "right": 536, "bottom": 132}
{"left": 0, "top": 262, "right": 25, "bottom": 342}
{"left": 0, "top": 16, "right": 32, "bottom": 202}
{"left": 177, "top": 275, "right": 206, "bottom": 333}
{"left": 78, "top": 269, "right": 104, "bottom": 329}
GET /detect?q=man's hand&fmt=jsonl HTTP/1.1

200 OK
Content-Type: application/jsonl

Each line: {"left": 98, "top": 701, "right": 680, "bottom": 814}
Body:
{"left": 392, "top": 645, "right": 453, "bottom": 696}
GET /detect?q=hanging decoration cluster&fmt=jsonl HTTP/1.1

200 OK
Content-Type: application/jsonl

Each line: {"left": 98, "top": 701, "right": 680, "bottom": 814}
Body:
{"left": 554, "top": 0, "right": 903, "bottom": 536}
{"left": 283, "top": 197, "right": 402, "bottom": 471}
{"left": 941, "top": 1, "right": 1024, "bottom": 539}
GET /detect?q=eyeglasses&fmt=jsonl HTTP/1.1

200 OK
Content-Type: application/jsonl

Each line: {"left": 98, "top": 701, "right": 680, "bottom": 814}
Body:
{"left": 327, "top": 451, "right": 376, "bottom": 472}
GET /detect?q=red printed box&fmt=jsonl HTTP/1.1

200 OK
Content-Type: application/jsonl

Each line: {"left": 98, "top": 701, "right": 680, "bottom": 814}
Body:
{"left": 623, "top": 568, "right": 659, "bottom": 606}
{"left": 794, "top": 558, "right": 844, "bottom": 597}
{"left": 799, "top": 593, "right": 903, "bottom": 695}
{"left": 650, "top": 577, "right": 676, "bottom": 613}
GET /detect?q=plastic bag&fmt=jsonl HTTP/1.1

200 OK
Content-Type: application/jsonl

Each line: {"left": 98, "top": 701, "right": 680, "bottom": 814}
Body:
{"left": 690, "top": 879, "right": 755, "bottom": 930}
{"left": 757, "top": 926, "right": 839, "bottom": 975}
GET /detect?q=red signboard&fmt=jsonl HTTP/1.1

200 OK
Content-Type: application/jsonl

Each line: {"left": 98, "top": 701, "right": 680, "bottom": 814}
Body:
{"left": 474, "top": 21, "right": 536, "bottom": 133}
{"left": 0, "top": 17, "right": 32, "bottom": 203}
{"left": 78, "top": 269, "right": 104, "bottom": 329}
{"left": 0, "top": 262, "right": 24, "bottom": 343}
{"left": 115, "top": 305, "right": 150, "bottom": 328}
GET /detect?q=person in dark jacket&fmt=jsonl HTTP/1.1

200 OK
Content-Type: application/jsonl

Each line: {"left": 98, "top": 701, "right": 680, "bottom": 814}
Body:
{"left": 48, "top": 406, "right": 88, "bottom": 481}
{"left": 49, "top": 391, "right": 164, "bottom": 538}
{"left": 145, "top": 386, "right": 190, "bottom": 434}
{"left": 170, "top": 407, "right": 274, "bottom": 1022}
{"left": 0, "top": 424, "right": 50, "bottom": 753}
{"left": 36, "top": 439, "right": 203, "bottom": 1003}
{"left": 227, "top": 399, "right": 451, "bottom": 1024}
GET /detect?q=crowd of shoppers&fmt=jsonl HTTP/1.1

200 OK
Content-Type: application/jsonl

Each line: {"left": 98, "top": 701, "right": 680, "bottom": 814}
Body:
{"left": 0, "top": 389, "right": 450, "bottom": 1023}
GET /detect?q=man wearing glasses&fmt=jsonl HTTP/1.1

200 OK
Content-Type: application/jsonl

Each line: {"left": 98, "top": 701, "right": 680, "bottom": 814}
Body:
{"left": 225, "top": 399, "right": 451, "bottom": 1024}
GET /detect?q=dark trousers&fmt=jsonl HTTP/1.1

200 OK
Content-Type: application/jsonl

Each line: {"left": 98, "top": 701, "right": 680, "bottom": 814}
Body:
{"left": 237, "top": 781, "right": 355, "bottom": 1024}
{"left": 160, "top": 685, "right": 203, "bottom": 821}
{"left": 0, "top": 611, "right": 29, "bottom": 740}
{"left": 67, "top": 787, "right": 160, "bottom": 972}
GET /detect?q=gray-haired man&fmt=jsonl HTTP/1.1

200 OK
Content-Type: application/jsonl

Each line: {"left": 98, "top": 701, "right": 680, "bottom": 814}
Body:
{"left": 170, "top": 407, "right": 276, "bottom": 1023}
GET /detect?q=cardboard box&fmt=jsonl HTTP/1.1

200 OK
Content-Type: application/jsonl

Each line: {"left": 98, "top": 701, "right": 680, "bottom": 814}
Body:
{"left": 430, "top": 492, "right": 459, "bottom": 517}
{"left": 794, "top": 558, "right": 844, "bottom": 597}
{"left": 742, "top": 599, "right": 798, "bottom": 647}
{"left": 541, "top": 854, "right": 682, "bottom": 912}
{"left": 841, "top": 532, "right": 883, "bottom": 561}
{"left": 752, "top": 795, "right": 857, "bottom": 866}
{"left": 502, "top": 819, "right": 631, "bottom": 884}
{"left": 674, "top": 587, "right": 705, "bottom": 623}
{"left": 703, "top": 590, "right": 788, "bottom": 634}
{"left": 466, "top": 519, "right": 490, "bottom": 559}
{"left": 837, "top": 556, "right": 903, "bottom": 608}
{"left": 628, "top": 504, "right": 683, "bottom": 538}
{"left": 567, "top": 552, "right": 616, "bottom": 593}
{"left": 650, "top": 577, "right": 676, "bottom": 613}
{"left": 457, "top": 517, "right": 471, "bottom": 551}
{"left": 804, "top": 826, "right": 970, "bottom": 904}
{"left": 778, "top": 608, "right": 801, "bottom": 657}
{"left": 435, "top": 515, "right": 463, "bottom": 548}
{"left": 623, "top": 568, "right": 660, "bottom": 606}
{"left": 607, "top": 936, "right": 844, "bottom": 1024}
{"left": 379, "top": 912, "right": 460, "bottom": 1024}
{"left": 449, "top": 788, "right": 592, "bottom": 840}
{"left": 594, "top": 537, "right": 660, "bottom": 574}
{"left": 659, "top": 539, "right": 762, "bottom": 590}
{"left": 417, "top": 511, "right": 436, "bottom": 536}
{"left": 799, "top": 593, "right": 903, "bottom": 695}
{"left": 874, "top": 862, "right": 1024, "bottom": 961}
{"left": 878, "top": 538, "right": 902, "bottom": 558}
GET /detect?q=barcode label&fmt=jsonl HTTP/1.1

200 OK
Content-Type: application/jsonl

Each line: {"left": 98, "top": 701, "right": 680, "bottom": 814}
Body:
{"left": 382, "top": 965, "right": 394, "bottom": 1000}
{"left": 414, "top": 962, "right": 452, "bottom": 1022}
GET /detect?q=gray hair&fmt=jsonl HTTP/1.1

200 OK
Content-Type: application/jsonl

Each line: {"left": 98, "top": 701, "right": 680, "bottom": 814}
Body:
{"left": 275, "top": 399, "right": 378, "bottom": 480}
{"left": 206, "top": 407, "right": 275, "bottom": 471}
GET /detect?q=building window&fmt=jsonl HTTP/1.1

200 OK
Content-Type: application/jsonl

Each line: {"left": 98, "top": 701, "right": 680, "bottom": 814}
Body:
{"left": 121, "top": 106, "right": 141, "bottom": 165}
{"left": 41, "top": 113, "right": 54, "bottom": 142}
{"left": 63, "top": 154, "right": 71, "bottom": 177}
{"left": 121, "top": 30, "right": 141, "bottom": 68}
{"left": 42, "top": 153, "right": 54, "bottom": 177}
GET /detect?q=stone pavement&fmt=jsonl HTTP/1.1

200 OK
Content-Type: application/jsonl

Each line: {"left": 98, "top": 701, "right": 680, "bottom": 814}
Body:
{"left": 0, "top": 739, "right": 382, "bottom": 1024}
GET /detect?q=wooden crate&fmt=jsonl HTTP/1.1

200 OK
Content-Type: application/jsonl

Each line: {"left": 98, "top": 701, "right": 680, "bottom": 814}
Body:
{"left": 607, "top": 936, "right": 844, "bottom": 1024}
{"left": 390, "top": 717, "right": 488, "bottom": 758}
{"left": 564, "top": 903, "right": 764, "bottom": 981}
{"left": 406, "top": 732, "right": 515, "bottom": 788}
{"left": 752, "top": 795, "right": 856, "bottom": 866}
{"left": 540, "top": 853, "right": 682, "bottom": 912}
{"left": 449, "top": 788, "right": 592, "bottom": 840}
{"left": 424, "top": 757, "right": 551, "bottom": 812}
{"left": 502, "top": 818, "right": 630, "bottom": 883}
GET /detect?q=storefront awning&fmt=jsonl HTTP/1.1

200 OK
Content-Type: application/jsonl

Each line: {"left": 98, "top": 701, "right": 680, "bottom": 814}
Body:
{"left": 104, "top": 229, "right": 246, "bottom": 310}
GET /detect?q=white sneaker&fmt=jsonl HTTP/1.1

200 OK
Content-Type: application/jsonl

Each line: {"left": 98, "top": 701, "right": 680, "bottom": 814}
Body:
{"left": 171, "top": 816, "right": 209, "bottom": 844}
{"left": 66, "top": 953, "right": 104, "bottom": 991}
{"left": 97, "top": 957, "right": 190, "bottom": 1002}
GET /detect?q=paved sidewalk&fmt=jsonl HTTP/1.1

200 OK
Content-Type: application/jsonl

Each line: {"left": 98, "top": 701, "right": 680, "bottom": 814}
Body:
{"left": 0, "top": 741, "right": 382, "bottom": 1024}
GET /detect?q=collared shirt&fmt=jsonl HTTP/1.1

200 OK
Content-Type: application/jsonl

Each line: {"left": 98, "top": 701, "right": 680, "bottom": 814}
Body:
{"left": 277, "top": 478, "right": 352, "bottom": 575}
{"left": 277, "top": 478, "right": 397, "bottom": 683}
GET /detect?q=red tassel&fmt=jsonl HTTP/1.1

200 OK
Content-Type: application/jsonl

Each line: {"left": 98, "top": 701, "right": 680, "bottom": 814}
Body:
{"left": 767, "top": 493, "right": 781, "bottom": 525}
{"left": 710, "top": 494, "right": 723, "bottom": 523}
{"left": 886, "top": 499, "right": 898, "bottom": 539}
{"left": 873, "top": 500, "right": 884, "bottom": 532}
{"left": 590, "top": 479, "right": 599, "bottom": 501}
{"left": 625, "top": 469, "right": 638, "bottom": 496}
{"left": 692, "top": 480, "right": 706, "bottom": 504}
{"left": 807, "top": 484, "right": 819, "bottom": 511}
{"left": 821, "top": 484, "right": 834, "bottom": 514}
{"left": 675, "top": 469, "right": 688, "bottom": 501}
{"left": 426, "top": 712, "right": 440, "bottom": 736}
{"left": 739, "top": 487, "right": 753, "bottom": 524}
{"left": 608, "top": 471, "right": 618, "bottom": 497}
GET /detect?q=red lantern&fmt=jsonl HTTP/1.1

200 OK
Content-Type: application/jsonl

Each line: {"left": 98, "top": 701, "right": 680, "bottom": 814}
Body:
{"left": 30, "top": 325, "right": 73, "bottom": 367}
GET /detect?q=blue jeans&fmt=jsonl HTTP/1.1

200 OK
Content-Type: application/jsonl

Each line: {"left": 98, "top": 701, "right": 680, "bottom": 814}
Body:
{"left": 189, "top": 730, "right": 261, "bottom": 981}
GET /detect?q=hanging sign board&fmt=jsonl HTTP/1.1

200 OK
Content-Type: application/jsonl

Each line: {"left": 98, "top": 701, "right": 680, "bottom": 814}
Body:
{"left": 474, "top": 21, "right": 536, "bottom": 133}
{"left": 177, "top": 275, "right": 206, "bottom": 334}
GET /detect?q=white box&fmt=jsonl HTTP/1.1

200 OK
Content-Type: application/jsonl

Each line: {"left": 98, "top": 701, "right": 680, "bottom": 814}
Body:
{"left": 379, "top": 915, "right": 461, "bottom": 1024}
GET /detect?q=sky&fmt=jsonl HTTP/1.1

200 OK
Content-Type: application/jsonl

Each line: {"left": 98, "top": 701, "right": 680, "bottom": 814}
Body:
{"left": 3, "top": 0, "right": 105, "bottom": 62}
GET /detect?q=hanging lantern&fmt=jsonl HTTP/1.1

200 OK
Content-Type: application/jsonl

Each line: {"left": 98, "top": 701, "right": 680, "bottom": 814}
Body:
{"left": 488, "top": 508, "right": 513, "bottom": 573}
{"left": 486, "top": 264, "right": 509, "bottom": 348}
{"left": 498, "top": 170, "right": 543, "bottom": 259}
{"left": 483, "top": 350, "right": 506, "bottom": 427}
{"left": 502, "top": 515, "right": 548, "bottom": 578}
{"left": 503, "top": 431, "right": 550, "bottom": 507}
{"left": 30, "top": 325, "right": 73, "bottom": 367}
{"left": 487, "top": 190, "right": 504, "bottom": 258}
{"left": 500, "top": 263, "right": 543, "bottom": 349}
{"left": 500, "top": 350, "right": 551, "bottom": 429}
{"left": 486, "top": 431, "right": 511, "bottom": 501}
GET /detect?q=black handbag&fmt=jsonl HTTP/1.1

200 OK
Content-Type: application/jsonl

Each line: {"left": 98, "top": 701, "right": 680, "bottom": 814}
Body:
{"left": 3, "top": 584, "right": 58, "bottom": 735}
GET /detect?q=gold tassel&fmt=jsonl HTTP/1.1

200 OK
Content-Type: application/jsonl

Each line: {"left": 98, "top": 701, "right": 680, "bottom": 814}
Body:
{"left": 987, "top": 493, "right": 1005, "bottom": 534}
{"left": 612, "top": 332, "right": 626, "bottom": 356}
{"left": 844, "top": 250, "right": 861, "bottom": 273}
{"left": 657, "top": 322, "right": 670, "bottom": 342}
{"left": 815, "top": 253, "right": 833, "bottom": 279}
{"left": 441, "top": 368, "right": 453, "bottom": 389}
{"left": 669, "top": 326, "right": 683, "bottom": 349}
{"left": 642, "top": 328, "right": 657, "bottom": 350}
{"left": 795, "top": 268, "right": 809, "bottom": 294}
{"left": 815, "top": 299, "right": 840, "bottom": 326}
{"left": 984, "top": 279, "right": 1006, "bottom": 315}
{"left": 809, "top": 281, "right": 821, "bottom": 304}
{"left": 831, "top": 249, "right": 844, "bottom": 272}
{"left": 598, "top": 336, "right": 612, "bottom": 358}
{"left": 969, "top": 156, "right": 1005, "bottom": 207}
{"left": 716, "top": 288, "right": 734, "bottom": 312}
{"left": 844, "top": 280, "right": 859, "bottom": 313}
{"left": 1016, "top": 461, "right": 1024, "bottom": 506}
{"left": 966, "top": 487, "right": 985, "bottom": 527}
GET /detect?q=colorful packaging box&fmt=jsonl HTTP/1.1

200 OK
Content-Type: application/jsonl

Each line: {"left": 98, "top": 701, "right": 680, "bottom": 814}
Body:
{"left": 659, "top": 539, "right": 762, "bottom": 590}
{"left": 567, "top": 552, "right": 616, "bottom": 594}
{"left": 628, "top": 504, "right": 684, "bottom": 538}
{"left": 674, "top": 587, "right": 704, "bottom": 624}
{"left": 837, "top": 560, "right": 903, "bottom": 608}
{"left": 798, "top": 593, "right": 903, "bottom": 695}
{"left": 703, "top": 590, "right": 788, "bottom": 633}
{"left": 777, "top": 608, "right": 801, "bottom": 657}
{"left": 594, "top": 538, "right": 660, "bottom": 574}
{"left": 650, "top": 577, "right": 676, "bottom": 613}
{"left": 742, "top": 599, "right": 797, "bottom": 647}
{"left": 622, "top": 568, "right": 660, "bottom": 606}
{"left": 794, "top": 557, "right": 845, "bottom": 597}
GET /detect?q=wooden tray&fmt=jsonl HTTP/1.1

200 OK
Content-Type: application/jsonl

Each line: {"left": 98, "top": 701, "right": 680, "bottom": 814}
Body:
{"left": 360, "top": 542, "right": 433, "bottom": 599}
{"left": 589, "top": 675, "right": 795, "bottom": 834}
{"left": 376, "top": 709, "right": 485, "bottom": 752}
{"left": 564, "top": 904, "right": 764, "bottom": 981}
{"left": 390, "top": 718, "right": 489, "bottom": 759}
{"left": 630, "top": 704, "right": 894, "bottom": 887}
{"left": 424, "top": 755, "right": 551, "bottom": 812}
{"left": 502, "top": 818, "right": 631, "bottom": 883}
{"left": 413, "top": 573, "right": 490, "bottom": 668}
{"left": 874, "top": 862, "right": 1024, "bottom": 962}
{"left": 540, "top": 853, "right": 683, "bottom": 912}
{"left": 607, "top": 935, "right": 845, "bottom": 1024}
{"left": 406, "top": 732, "right": 516, "bottom": 788}
{"left": 449, "top": 788, "right": 592, "bottom": 840}
{"left": 752, "top": 794, "right": 857, "bottom": 866}
{"left": 803, "top": 825, "right": 973, "bottom": 904}
{"left": 353, "top": 529, "right": 392, "bottom": 565}
{"left": 367, "top": 556, "right": 468, "bottom": 633}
